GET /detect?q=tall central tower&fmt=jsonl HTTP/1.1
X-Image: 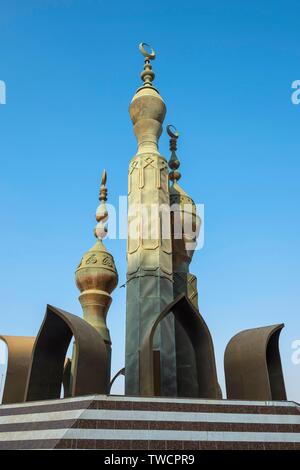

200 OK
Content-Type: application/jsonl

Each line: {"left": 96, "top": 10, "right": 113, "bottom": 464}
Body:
{"left": 125, "top": 44, "right": 177, "bottom": 396}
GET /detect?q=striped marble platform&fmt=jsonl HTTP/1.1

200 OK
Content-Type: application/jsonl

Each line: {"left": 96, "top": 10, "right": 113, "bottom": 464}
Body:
{"left": 0, "top": 395, "right": 299, "bottom": 449}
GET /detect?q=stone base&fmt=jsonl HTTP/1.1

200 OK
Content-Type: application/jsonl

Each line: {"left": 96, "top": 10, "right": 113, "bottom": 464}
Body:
{"left": 0, "top": 395, "right": 299, "bottom": 450}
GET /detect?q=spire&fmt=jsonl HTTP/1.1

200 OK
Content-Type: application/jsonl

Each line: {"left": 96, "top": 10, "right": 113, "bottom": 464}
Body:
{"left": 168, "top": 124, "right": 200, "bottom": 262}
{"left": 137, "top": 42, "right": 157, "bottom": 92}
{"left": 75, "top": 169, "right": 118, "bottom": 349}
{"left": 129, "top": 43, "right": 166, "bottom": 154}
{"left": 167, "top": 125, "right": 181, "bottom": 183}
{"left": 95, "top": 169, "right": 108, "bottom": 240}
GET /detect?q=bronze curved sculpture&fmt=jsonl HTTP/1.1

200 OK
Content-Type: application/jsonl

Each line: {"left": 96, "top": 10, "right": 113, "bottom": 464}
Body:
{"left": 109, "top": 367, "right": 125, "bottom": 393}
{"left": 25, "top": 305, "right": 109, "bottom": 401}
{"left": 224, "top": 324, "right": 287, "bottom": 401}
{"left": 0, "top": 335, "right": 35, "bottom": 404}
{"left": 140, "top": 294, "right": 219, "bottom": 398}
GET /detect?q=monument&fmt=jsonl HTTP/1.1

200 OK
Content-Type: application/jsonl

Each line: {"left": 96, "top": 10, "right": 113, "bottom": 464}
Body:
{"left": 0, "top": 44, "right": 298, "bottom": 450}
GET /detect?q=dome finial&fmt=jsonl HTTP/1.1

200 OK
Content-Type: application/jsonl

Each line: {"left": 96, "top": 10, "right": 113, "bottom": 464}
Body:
{"left": 100, "top": 169, "right": 107, "bottom": 199}
{"left": 167, "top": 125, "right": 181, "bottom": 183}
{"left": 138, "top": 42, "right": 156, "bottom": 90}
{"left": 129, "top": 43, "right": 165, "bottom": 153}
{"left": 95, "top": 169, "right": 108, "bottom": 240}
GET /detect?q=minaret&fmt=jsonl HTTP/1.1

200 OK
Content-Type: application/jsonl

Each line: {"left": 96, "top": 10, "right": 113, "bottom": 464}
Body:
{"left": 168, "top": 125, "right": 201, "bottom": 396}
{"left": 75, "top": 170, "right": 118, "bottom": 382}
{"left": 125, "top": 44, "right": 177, "bottom": 396}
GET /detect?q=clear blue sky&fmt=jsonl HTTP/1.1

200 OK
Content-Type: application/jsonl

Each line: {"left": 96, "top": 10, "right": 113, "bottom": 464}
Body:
{"left": 0, "top": 0, "right": 299, "bottom": 402}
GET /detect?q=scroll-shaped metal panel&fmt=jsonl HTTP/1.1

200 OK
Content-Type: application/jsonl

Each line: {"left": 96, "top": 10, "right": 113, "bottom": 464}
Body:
{"left": 0, "top": 336, "right": 35, "bottom": 404}
{"left": 25, "top": 305, "right": 108, "bottom": 401}
{"left": 140, "top": 294, "right": 219, "bottom": 398}
{"left": 224, "top": 324, "right": 287, "bottom": 401}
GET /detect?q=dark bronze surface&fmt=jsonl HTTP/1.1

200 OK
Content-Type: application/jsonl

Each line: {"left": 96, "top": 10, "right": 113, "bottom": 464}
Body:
{"left": 0, "top": 336, "right": 35, "bottom": 404}
{"left": 139, "top": 294, "right": 219, "bottom": 398}
{"left": 25, "top": 305, "right": 108, "bottom": 401}
{"left": 224, "top": 324, "right": 287, "bottom": 400}
{"left": 62, "top": 358, "right": 72, "bottom": 398}
{"left": 109, "top": 367, "right": 125, "bottom": 393}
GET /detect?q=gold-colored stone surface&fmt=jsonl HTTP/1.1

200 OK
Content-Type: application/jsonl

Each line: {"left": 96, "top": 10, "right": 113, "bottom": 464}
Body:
{"left": 127, "top": 48, "right": 172, "bottom": 280}
{"left": 127, "top": 153, "right": 172, "bottom": 279}
{"left": 75, "top": 239, "right": 117, "bottom": 343}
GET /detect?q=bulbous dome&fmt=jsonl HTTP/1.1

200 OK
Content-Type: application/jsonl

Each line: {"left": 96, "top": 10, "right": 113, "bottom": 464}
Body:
{"left": 75, "top": 239, "right": 118, "bottom": 295}
{"left": 170, "top": 181, "right": 200, "bottom": 264}
{"left": 129, "top": 44, "right": 166, "bottom": 154}
{"left": 129, "top": 87, "right": 166, "bottom": 153}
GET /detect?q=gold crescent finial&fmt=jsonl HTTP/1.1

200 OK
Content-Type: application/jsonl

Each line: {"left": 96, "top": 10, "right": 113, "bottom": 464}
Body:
{"left": 138, "top": 42, "right": 156, "bottom": 89}
{"left": 139, "top": 42, "right": 156, "bottom": 60}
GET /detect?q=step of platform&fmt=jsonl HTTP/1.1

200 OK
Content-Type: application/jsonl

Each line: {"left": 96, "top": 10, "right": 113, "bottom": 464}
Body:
{"left": 0, "top": 395, "right": 299, "bottom": 450}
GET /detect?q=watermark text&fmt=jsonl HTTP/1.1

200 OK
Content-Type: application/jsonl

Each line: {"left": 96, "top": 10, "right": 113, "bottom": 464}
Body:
{"left": 0, "top": 80, "right": 6, "bottom": 104}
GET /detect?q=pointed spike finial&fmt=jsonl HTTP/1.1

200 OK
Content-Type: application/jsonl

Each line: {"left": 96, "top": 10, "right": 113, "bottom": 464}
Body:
{"left": 95, "top": 169, "right": 108, "bottom": 239}
{"left": 167, "top": 125, "right": 181, "bottom": 183}
{"left": 101, "top": 168, "right": 107, "bottom": 186}
{"left": 99, "top": 169, "right": 107, "bottom": 202}
{"left": 138, "top": 42, "right": 156, "bottom": 89}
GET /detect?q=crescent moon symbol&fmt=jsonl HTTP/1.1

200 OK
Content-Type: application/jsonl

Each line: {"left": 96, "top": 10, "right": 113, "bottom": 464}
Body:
{"left": 139, "top": 42, "right": 156, "bottom": 60}
{"left": 167, "top": 125, "right": 179, "bottom": 138}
